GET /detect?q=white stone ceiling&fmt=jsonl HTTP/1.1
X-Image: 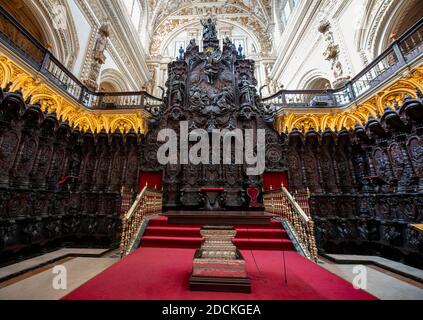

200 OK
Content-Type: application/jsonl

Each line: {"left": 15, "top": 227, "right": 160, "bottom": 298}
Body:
{"left": 146, "top": 0, "right": 274, "bottom": 57}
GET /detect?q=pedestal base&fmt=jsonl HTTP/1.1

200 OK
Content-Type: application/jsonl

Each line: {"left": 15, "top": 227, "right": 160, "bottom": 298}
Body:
{"left": 189, "top": 276, "right": 251, "bottom": 293}
{"left": 189, "top": 226, "right": 251, "bottom": 293}
{"left": 165, "top": 211, "right": 273, "bottom": 225}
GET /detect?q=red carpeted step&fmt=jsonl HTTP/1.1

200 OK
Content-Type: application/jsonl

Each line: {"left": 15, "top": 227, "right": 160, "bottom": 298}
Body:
{"left": 148, "top": 216, "right": 201, "bottom": 228}
{"left": 144, "top": 226, "right": 201, "bottom": 237}
{"left": 233, "top": 238, "right": 294, "bottom": 250}
{"left": 235, "top": 228, "right": 289, "bottom": 239}
{"left": 64, "top": 249, "right": 377, "bottom": 300}
{"left": 234, "top": 220, "right": 283, "bottom": 229}
{"left": 141, "top": 235, "right": 203, "bottom": 249}
{"left": 142, "top": 216, "right": 293, "bottom": 251}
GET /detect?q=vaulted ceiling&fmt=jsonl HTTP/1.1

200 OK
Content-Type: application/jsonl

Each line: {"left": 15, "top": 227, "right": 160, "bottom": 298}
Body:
{"left": 146, "top": 0, "right": 274, "bottom": 57}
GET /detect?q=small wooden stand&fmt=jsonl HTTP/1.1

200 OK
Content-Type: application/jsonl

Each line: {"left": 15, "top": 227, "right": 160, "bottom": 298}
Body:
{"left": 189, "top": 225, "right": 251, "bottom": 293}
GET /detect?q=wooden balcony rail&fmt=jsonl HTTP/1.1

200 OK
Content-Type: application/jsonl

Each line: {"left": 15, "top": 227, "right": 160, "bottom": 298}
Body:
{"left": 262, "top": 17, "right": 423, "bottom": 109}
{"left": 264, "top": 186, "right": 318, "bottom": 262}
{"left": 0, "top": 4, "right": 421, "bottom": 113}
{"left": 120, "top": 186, "right": 162, "bottom": 257}
{"left": 0, "top": 5, "right": 163, "bottom": 111}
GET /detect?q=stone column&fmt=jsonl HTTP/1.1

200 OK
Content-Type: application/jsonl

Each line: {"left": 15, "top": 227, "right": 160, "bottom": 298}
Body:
{"left": 317, "top": 20, "right": 350, "bottom": 88}
{"left": 84, "top": 21, "right": 111, "bottom": 92}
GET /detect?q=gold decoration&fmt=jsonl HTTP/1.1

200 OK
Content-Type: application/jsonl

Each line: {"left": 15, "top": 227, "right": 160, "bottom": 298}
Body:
{"left": 276, "top": 65, "right": 423, "bottom": 132}
{"left": 264, "top": 186, "right": 318, "bottom": 262}
{"left": 2, "top": 49, "right": 422, "bottom": 135}
{"left": 0, "top": 53, "right": 149, "bottom": 134}
{"left": 120, "top": 186, "right": 163, "bottom": 257}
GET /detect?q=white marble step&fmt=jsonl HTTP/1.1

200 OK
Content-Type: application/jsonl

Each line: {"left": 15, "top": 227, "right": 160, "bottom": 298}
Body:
{"left": 323, "top": 254, "right": 423, "bottom": 283}
{"left": 0, "top": 248, "right": 111, "bottom": 282}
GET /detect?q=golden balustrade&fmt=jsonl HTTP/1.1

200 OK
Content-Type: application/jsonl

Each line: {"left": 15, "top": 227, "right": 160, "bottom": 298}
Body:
{"left": 264, "top": 186, "right": 318, "bottom": 262}
{"left": 120, "top": 186, "right": 135, "bottom": 217}
{"left": 120, "top": 186, "right": 163, "bottom": 257}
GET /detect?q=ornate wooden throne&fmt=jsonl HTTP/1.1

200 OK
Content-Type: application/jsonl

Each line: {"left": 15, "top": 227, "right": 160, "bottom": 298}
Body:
{"left": 140, "top": 18, "right": 286, "bottom": 214}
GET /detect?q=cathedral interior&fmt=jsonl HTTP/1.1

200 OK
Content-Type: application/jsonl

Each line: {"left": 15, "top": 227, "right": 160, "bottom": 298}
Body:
{"left": 0, "top": 0, "right": 422, "bottom": 301}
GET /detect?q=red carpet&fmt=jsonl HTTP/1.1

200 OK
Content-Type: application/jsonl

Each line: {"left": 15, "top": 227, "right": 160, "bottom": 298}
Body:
{"left": 64, "top": 216, "right": 376, "bottom": 300}
{"left": 141, "top": 216, "right": 294, "bottom": 250}
{"left": 64, "top": 248, "right": 375, "bottom": 300}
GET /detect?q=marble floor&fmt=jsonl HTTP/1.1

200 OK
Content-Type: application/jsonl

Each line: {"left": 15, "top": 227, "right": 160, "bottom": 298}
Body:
{"left": 0, "top": 249, "right": 422, "bottom": 300}
{"left": 0, "top": 250, "right": 120, "bottom": 300}
{"left": 319, "top": 259, "right": 423, "bottom": 300}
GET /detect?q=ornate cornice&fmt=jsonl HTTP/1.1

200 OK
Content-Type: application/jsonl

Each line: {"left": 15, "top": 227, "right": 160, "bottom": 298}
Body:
{"left": 149, "top": 1, "right": 273, "bottom": 57}
{"left": 0, "top": 53, "right": 149, "bottom": 133}
{"left": 79, "top": 0, "right": 150, "bottom": 89}
{"left": 275, "top": 64, "right": 423, "bottom": 133}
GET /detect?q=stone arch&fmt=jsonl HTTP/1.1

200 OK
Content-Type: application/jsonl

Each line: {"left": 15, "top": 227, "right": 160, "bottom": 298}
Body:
{"left": 378, "top": 87, "right": 417, "bottom": 109}
{"left": 297, "top": 69, "right": 333, "bottom": 90}
{"left": 376, "top": 0, "right": 423, "bottom": 54}
{"left": 110, "top": 117, "right": 137, "bottom": 133}
{"left": 30, "top": 93, "right": 61, "bottom": 113}
{"left": 156, "top": 19, "right": 263, "bottom": 58}
{"left": 0, "top": 57, "right": 13, "bottom": 87}
{"left": 321, "top": 114, "right": 336, "bottom": 130}
{"left": 360, "top": 103, "right": 379, "bottom": 119}
{"left": 0, "top": 0, "right": 80, "bottom": 68}
{"left": 358, "top": 0, "right": 423, "bottom": 60}
{"left": 291, "top": 116, "right": 320, "bottom": 132}
{"left": 99, "top": 69, "right": 131, "bottom": 92}
{"left": 73, "top": 116, "right": 95, "bottom": 132}
{"left": 337, "top": 114, "right": 364, "bottom": 130}
{"left": 304, "top": 78, "right": 332, "bottom": 90}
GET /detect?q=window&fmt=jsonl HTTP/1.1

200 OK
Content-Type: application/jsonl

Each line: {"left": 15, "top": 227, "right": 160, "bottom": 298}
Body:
{"left": 122, "top": 0, "right": 141, "bottom": 30}
{"left": 278, "top": 0, "right": 301, "bottom": 26}
{"left": 175, "top": 40, "right": 185, "bottom": 58}
{"left": 283, "top": 1, "right": 292, "bottom": 24}
{"left": 233, "top": 39, "right": 247, "bottom": 56}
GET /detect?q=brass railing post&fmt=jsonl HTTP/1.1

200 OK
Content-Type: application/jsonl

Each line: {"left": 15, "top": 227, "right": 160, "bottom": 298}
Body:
{"left": 119, "top": 186, "right": 163, "bottom": 257}
{"left": 263, "top": 186, "right": 318, "bottom": 262}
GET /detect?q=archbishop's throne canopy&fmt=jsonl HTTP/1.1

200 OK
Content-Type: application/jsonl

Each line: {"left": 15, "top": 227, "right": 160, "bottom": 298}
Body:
{"left": 141, "top": 18, "right": 286, "bottom": 211}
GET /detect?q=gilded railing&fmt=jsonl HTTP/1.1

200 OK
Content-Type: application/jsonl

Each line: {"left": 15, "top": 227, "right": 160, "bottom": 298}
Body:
{"left": 120, "top": 186, "right": 162, "bottom": 257}
{"left": 264, "top": 186, "right": 318, "bottom": 262}
{"left": 0, "top": 5, "right": 163, "bottom": 110}
{"left": 262, "top": 18, "right": 423, "bottom": 109}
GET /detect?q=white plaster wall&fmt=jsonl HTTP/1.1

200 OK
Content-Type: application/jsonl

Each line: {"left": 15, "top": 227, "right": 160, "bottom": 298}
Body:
{"left": 161, "top": 22, "right": 259, "bottom": 59}
{"left": 68, "top": 0, "right": 92, "bottom": 77}
{"left": 102, "top": 50, "right": 119, "bottom": 72}
{"left": 335, "top": 0, "right": 368, "bottom": 75}
{"left": 277, "top": 30, "right": 334, "bottom": 89}
{"left": 271, "top": 0, "right": 371, "bottom": 90}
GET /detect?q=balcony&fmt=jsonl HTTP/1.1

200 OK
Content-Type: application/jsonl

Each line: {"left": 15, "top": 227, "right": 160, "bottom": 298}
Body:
{"left": 262, "top": 18, "right": 423, "bottom": 110}
{"left": 0, "top": 5, "right": 422, "bottom": 117}
{"left": 0, "top": 5, "right": 162, "bottom": 111}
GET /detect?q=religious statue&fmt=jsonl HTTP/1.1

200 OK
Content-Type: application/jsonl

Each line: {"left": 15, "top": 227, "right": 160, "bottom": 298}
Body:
{"left": 263, "top": 103, "right": 276, "bottom": 125}
{"left": 223, "top": 36, "right": 236, "bottom": 54}
{"left": 318, "top": 20, "right": 348, "bottom": 84}
{"left": 204, "top": 56, "right": 218, "bottom": 84}
{"left": 84, "top": 21, "right": 111, "bottom": 91}
{"left": 178, "top": 46, "right": 184, "bottom": 60}
{"left": 238, "top": 75, "right": 255, "bottom": 106}
{"left": 201, "top": 50, "right": 222, "bottom": 84}
{"left": 93, "top": 27, "right": 109, "bottom": 63}
{"left": 212, "top": 87, "right": 233, "bottom": 113}
{"left": 237, "top": 44, "right": 244, "bottom": 58}
{"left": 223, "top": 36, "right": 231, "bottom": 47}
{"left": 170, "top": 74, "right": 185, "bottom": 106}
{"left": 186, "top": 39, "right": 196, "bottom": 53}
{"left": 201, "top": 17, "right": 217, "bottom": 41}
